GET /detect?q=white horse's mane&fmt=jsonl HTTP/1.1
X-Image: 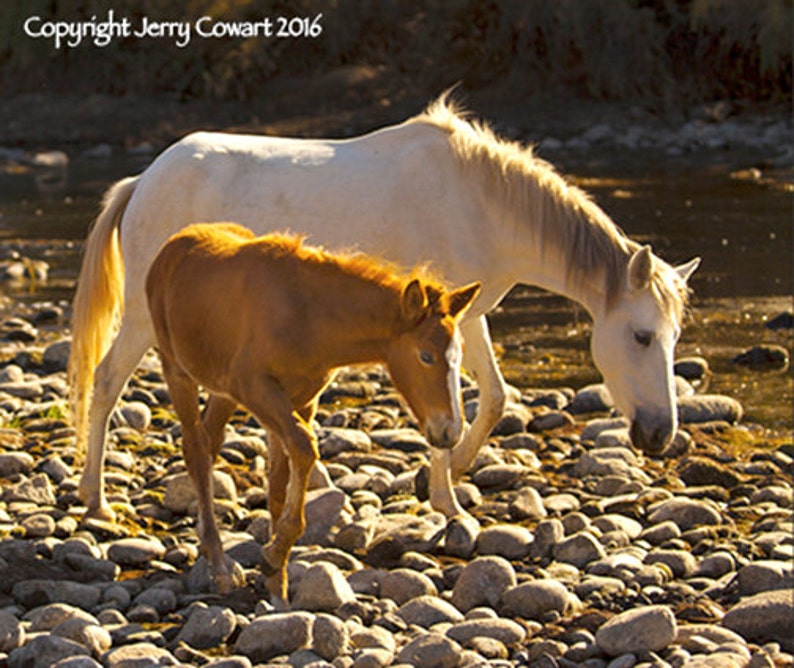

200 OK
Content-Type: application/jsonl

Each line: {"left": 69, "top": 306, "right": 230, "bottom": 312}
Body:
{"left": 414, "top": 94, "right": 689, "bottom": 320}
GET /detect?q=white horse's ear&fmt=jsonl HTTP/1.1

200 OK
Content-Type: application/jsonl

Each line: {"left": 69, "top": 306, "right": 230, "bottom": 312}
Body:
{"left": 675, "top": 257, "right": 701, "bottom": 283}
{"left": 447, "top": 282, "right": 481, "bottom": 318}
{"left": 627, "top": 245, "right": 653, "bottom": 291}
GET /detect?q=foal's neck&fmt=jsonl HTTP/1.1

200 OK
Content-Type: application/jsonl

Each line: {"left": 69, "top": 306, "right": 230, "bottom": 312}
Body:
{"left": 316, "top": 277, "right": 406, "bottom": 366}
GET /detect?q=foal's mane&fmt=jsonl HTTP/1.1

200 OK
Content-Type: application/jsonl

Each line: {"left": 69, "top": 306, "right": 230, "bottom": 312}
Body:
{"left": 414, "top": 94, "right": 689, "bottom": 320}
{"left": 253, "top": 231, "right": 448, "bottom": 304}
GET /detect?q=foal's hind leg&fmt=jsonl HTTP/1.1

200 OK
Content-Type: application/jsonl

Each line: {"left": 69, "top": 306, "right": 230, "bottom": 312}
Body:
{"left": 198, "top": 393, "right": 244, "bottom": 592}
{"left": 267, "top": 435, "right": 289, "bottom": 529}
{"left": 202, "top": 394, "right": 237, "bottom": 459}
{"left": 163, "top": 362, "right": 241, "bottom": 593}
{"left": 266, "top": 400, "right": 321, "bottom": 531}
{"left": 236, "top": 380, "right": 319, "bottom": 609}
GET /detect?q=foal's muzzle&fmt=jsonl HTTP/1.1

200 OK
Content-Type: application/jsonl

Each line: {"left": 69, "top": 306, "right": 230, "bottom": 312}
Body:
{"left": 630, "top": 412, "right": 674, "bottom": 455}
{"left": 425, "top": 418, "right": 461, "bottom": 450}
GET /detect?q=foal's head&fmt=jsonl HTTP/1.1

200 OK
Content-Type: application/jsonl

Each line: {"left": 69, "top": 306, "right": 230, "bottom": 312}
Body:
{"left": 387, "top": 279, "right": 481, "bottom": 449}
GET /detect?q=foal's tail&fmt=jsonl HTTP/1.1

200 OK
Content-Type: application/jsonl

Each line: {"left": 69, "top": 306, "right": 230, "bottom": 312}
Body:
{"left": 69, "top": 176, "right": 138, "bottom": 455}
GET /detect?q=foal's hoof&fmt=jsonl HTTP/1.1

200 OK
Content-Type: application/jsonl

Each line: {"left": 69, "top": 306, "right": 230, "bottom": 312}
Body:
{"left": 213, "top": 560, "right": 246, "bottom": 595}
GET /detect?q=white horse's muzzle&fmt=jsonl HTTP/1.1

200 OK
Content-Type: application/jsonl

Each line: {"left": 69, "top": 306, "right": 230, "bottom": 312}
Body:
{"left": 630, "top": 410, "right": 675, "bottom": 454}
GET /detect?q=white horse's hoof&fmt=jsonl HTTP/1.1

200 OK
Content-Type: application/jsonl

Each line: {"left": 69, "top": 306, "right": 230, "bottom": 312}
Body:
{"left": 82, "top": 503, "right": 116, "bottom": 523}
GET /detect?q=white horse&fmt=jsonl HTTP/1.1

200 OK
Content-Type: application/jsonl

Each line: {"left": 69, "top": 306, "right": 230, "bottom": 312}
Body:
{"left": 70, "top": 94, "right": 699, "bottom": 523}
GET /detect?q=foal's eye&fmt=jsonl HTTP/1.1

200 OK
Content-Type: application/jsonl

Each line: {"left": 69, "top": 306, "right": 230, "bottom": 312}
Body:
{"left": 419, "top": 351, "right": 435, "bottom": 365}
{"left": 634, "top": 330, "right": 653, "bottom": 347}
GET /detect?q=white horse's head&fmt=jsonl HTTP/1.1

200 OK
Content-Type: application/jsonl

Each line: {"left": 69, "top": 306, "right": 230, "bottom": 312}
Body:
{"left": 591, "top": 246, "right": 700, "bottom": 454}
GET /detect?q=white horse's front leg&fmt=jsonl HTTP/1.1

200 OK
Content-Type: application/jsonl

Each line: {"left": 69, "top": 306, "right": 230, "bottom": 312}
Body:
{"left": 450, "top": 315, "right": 507, "bottom": 479}
{"left": 428, "top": 448, "right": 465, "bottom": 518}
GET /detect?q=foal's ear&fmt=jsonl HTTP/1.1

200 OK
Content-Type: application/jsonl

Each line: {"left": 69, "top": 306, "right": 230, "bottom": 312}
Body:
{"left": 675, "top": 257, "right": 701, "bottom": 283}
{"left": 402, "top": 279, "right": 429, "bottom": 323}
{"left": 627, "top": 245, "right": 653, "bottom": 291}
{"left": 447, "top": 282, "right": 482, "bottom": 318}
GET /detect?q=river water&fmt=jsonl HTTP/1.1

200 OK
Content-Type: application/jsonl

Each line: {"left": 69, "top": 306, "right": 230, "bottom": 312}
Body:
{"left": 0, "top": 152, "right": 791, "bottom": 435}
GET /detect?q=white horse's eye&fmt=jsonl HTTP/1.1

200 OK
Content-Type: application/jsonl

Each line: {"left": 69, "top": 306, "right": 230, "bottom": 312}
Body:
{"left": 634, "top": 330, "right": 653, "bottom": 347}
{"left": 419, "top": 350, "right": 435, "bottom": 365}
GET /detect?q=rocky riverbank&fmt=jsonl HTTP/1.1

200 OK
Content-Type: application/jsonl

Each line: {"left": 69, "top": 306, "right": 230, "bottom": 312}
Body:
{"left": 1, "top": 89, "right": 792, "bottom": 169}
{"left": 0, "top": 297, "right": 792, "bottom": 668}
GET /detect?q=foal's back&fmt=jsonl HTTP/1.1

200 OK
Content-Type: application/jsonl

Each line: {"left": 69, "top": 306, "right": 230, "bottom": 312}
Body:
{"left": 145, "top": 222, "right": 404, "bottom": 401}
{"left": 147, "top": 224, "right": 309, "bottom": 385}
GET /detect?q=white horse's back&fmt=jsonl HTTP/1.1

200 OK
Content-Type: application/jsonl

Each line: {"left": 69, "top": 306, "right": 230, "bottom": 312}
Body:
{"left": 121, "top": 120, "right": 488, "bottom": 309}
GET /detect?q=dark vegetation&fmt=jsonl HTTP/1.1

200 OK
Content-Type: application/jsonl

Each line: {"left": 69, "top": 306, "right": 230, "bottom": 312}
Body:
{"left": 1, "top": 0, "right": 791, "bottom": 106}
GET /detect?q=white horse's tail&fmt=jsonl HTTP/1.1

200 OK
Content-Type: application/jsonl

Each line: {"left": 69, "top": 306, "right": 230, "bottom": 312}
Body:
{"left": 69, "top": 176, "right": 138, "bottom": 456}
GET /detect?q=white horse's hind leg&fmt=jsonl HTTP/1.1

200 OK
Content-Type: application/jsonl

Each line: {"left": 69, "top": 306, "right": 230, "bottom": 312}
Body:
{"left": 78, "top": 315, "right": 154, "bottom": 521}
{"left": 449, "top": 316, "right": 507, "bottom": 479}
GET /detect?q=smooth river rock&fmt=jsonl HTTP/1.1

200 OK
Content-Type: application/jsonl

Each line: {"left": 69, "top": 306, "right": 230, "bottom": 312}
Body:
{"left": 595, "top": 604, "right": 677, "bottom": 656}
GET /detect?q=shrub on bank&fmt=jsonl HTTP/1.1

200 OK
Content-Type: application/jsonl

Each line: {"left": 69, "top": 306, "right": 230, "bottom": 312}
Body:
{"left": 0, "top": 0, "right": 790, "bottom": 104}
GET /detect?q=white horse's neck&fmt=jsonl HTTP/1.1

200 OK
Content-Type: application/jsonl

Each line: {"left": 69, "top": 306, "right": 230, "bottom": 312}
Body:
{"left": 487, "top": 166, "right": 635, "bottom": 320}
{"left": 517, "top": 241, "right": 616, "bottom": 320}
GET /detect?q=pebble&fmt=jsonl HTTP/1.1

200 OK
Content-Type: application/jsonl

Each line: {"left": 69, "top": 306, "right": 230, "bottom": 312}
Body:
{"left": 568, "top": 383, "right": 614, "bottom": 414}
{"left": 7, "top": 634, "right": 92, "bottom": 668}
{"left": 4, "top": 472, "right": 57, "bottom": 505}
{"left": 443, "top": 512, "right": 479, "bottom": 559}
{"left": 234, "top": 612, "right": 313, "bottom": 663}
{"left": 476, "top": 523, "right": 534, "bottom": 559}
{"left": 379, "top": 568, "right": 438, "bottom": 604}
{"left": 764, "top": 311, "right": 793, "bottom": 330}
{"left": 292, "top": 561, "right": 357, "bottom": 611}
{"left": 735, "top": 560, "right": 794, "bottom": 596}
{"left": 725, "top": 594, "right": 794, "bottom": 655}
{"left": 396, "top": 595, "right": 464, "bottom": 627}
{"left": 451, "top": 555, "right": 517, "bottom": 612}
{"left": 163, "top": 469, "right": 237, "bottom": 513}
{"left": 106, "top": 537, "right": 166, "bottom": 567}
{"left": 647, "top": 496, "right": 722, "bottom": 530}
{"left": 674, "top": 356, "right": 710, "bottom": 381}
{"left": 0, "top": 318, "right": 789, "bottom": 668}
{"left": 175, "top": 603, "right": 237, "bottom": 649}
{"left": 396, "top": 633, "right": 462, "bottom": 668}
{"left": 677, "top": 394, "right": 744, "bottom": 423}
{"left": 732, "top": 345, "right": 789, "bottom": 371}
{"left": 313, "top": 613, "right": 349, "bottom": 660}
{"left": 446, "top": 617, "right": 526, "bottom": 645}
{"left": 553, "top": 531, "right": 607, "bottom": 568}
{"left": 509, "top": 485, "right": 548, "bottom": 520}
{"left": 102, "top": 642, "right": 179, "bottom": 667}
{"left": 500, "top": 579, "right": 575, "bottom": 619}
{"left": 595, "top": 605, "right": 677, "bottom": 655}
{"left": 0, "top": 451, "right": 35, "bottom": 476}
{"left": 0, "top": 609, "right": 24, "bottom": 652}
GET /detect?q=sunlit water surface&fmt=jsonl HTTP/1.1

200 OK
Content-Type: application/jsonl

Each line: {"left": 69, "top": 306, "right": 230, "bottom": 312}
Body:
{"left": 1, "top": 151, "right": 791, "bottom": 435}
